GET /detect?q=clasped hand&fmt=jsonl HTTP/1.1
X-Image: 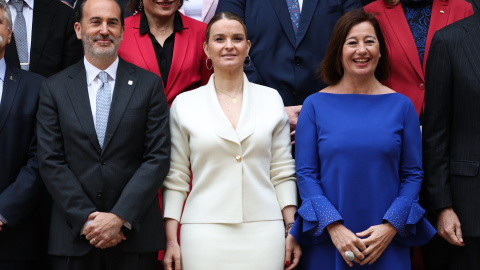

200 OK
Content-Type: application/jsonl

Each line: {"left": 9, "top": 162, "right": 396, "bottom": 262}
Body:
{"left": 83, "top": 212, "right": 127, "bottom": 249}
{"left": 327, "top": 222, "right": 397, "bottom": 267}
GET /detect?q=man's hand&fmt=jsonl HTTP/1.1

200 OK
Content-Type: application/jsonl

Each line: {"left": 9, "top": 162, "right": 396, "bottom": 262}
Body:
{"left": 437, "top": 207, "right": 464, "bottom": 246}
{"left": 102, "top": 231, "right": 127, "bottom": 249}
{"left": 285, "top": 105, "right": 302, "bottom": 144}
{"left": 83, "top": 212, "right": 126, "bottom": 249}
{"left": 0, "top": 220, "right": 3, "bottom": 232}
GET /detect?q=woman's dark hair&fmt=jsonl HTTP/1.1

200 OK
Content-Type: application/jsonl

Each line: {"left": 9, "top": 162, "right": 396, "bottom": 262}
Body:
{"left": 76, "top": 0, "right": 125, "bottom": 26}
{"left": 319, "top": 9, "right": 390, "bottom": 85}
{"left": 127, "top": 0, "right": 184, "bottom": 14}
{"left": 205, "top": 12, "right": 247, "bottom": 43}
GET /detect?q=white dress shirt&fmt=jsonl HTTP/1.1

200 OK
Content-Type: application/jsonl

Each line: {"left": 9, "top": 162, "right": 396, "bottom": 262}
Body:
{"left": 299, "top": 0, "right": 303, "bottom": 11}
{"left": 84, "top": 57, "right": 118, "bottom": 127}
{"left": 182, "top": 0, "right": 203, "bottom": 21}
{"left": 7, "top": 0, "right": 34, "bottom": 63}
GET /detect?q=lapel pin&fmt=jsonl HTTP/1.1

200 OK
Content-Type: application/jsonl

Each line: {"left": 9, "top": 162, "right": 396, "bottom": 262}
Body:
{"left": 9, "top": 76, "right": 13, "bottom": 80}
{"left": 128, "top": 80, "right": 133, "bottom": 85}
{"left": 440, "top": 10, "right": 445, "bottom": 13}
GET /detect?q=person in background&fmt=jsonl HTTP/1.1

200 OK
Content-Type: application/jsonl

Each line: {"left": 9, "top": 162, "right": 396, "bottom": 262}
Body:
{"left": 5, "top": 0, "right": 83, "bottom": 77}
{"left": 162, "top": 11, "right": 301, "bottom": 270}
{"left": 364, "top": 0, "right": 473, "bottom": 118}
{"left": 179, "top": 0, "right": 218, "bottom": 23}
{"left": 0, "top": 1, "right": 46, "bottom": 268}
{"left": 290, "top": 9, "right": 435, "bottom": 270}
{"left": 119, "top": 0, "right": 212, "bottom": 106}
{"left": 216, "top": 0, "right": 360, "bottom": 138}
{"left": 422, "top": 12, "right": 480, "bottom": 270}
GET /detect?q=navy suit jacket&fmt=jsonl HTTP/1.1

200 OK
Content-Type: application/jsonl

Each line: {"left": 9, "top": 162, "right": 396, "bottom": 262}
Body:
{"left": 423, "top": 13, "right": 480, "bottom": 236}
{"left": 37, "top": 58, "right": 170, "bottom": 256}
{"left": 5, "top": 0, "right": 83, "bottom": 77}
{"left": 216, "top": 0, "right": 361, "bottom": 106}
{"left": 0, "top": 64, "right": 45, "bottom": 260}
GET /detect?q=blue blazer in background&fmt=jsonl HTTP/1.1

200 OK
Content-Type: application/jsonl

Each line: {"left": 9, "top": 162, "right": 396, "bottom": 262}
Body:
{"left": 216, "top": 0, "right": 361, "bottom": 106}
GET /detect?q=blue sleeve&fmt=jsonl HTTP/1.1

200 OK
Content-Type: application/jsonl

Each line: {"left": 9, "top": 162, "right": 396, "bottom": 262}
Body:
{"left": 291, "top": 98, "right": 342, "bottom": 240}
{"left": 383, "top": 102, "right": 436, "bottom": 245}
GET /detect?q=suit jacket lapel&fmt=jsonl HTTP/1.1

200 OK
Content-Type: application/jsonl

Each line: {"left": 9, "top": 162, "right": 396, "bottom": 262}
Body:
{"left": 296, "top": 0, "right": 319, "bottom": 47}
{"left": 66, "top": 62, "right": 102, "bottom": 153}
{"left": 30, "top": 0, "right": 55, "bottom": 72}
{"left": 385, "top": 4, "right": 423, "bottom": 79}
{"left": 461, "top": 17, "right": 480, "bottom": 83}
{"left": 268, "top": 0, "right": 296, "bottom": 47}
{"left": 423, "top": 0, "right": 449, "bottom": 70}
{"left": 102, "top": 59, "right": 137, "bottom": 151}
{"left": 132, "top": 16, "right": 162, "bottom": 79}
{"left": 202, "top": 0, "right": 215, "bottom": 22}
{"left": 0, "top": 66, "right": 19, "bottom": 133}
{"left": 166, "top": 17, "right": 189, "bottom": 92}
{"left": 5, "top": 35, "right": 20, "bottom": 67}
{"left": 236, "top": 74, "right": 255, "bottom": 142}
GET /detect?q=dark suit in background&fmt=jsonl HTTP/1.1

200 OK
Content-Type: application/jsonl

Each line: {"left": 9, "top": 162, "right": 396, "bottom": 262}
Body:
{"left": 422, "top": 12, "right": 480, "bottom": 270}
{"left": 216, "top": 0, "right": 361, "bottom": 106}
{"left": 5, "top": 0, "right": 83, "bottom": 77}
{"left": 0, "top": 64, "right": 45, "bottom": 269}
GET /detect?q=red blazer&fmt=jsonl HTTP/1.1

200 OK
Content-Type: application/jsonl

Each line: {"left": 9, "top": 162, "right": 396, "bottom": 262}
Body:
{"left": 119, "top": 12, "right": 213, "bottom": 106}
{"left": 365, "top": 0, "right": 473, "bottom": 116}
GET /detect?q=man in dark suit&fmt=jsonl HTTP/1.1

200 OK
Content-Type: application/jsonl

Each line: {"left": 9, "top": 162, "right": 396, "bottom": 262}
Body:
{"left": 0, "top": 1, "right": 46, "bottom": 268}
{"left": 36, "top": 0, "right": 170, "bottom": 268}
{"left": 422, "top": 12, "right": 480, "bottom": 270}
{"left": 5, "top": 0, "right": 83, "bottom": 77}
{"left": 216, "top": 0, "right": 360, "bottom": 133}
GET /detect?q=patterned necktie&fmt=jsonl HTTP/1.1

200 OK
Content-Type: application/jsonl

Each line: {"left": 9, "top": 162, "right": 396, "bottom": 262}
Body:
{"left": 96, "top": 71, "right": 112, "bottom": 149}
{"left": 286, "top": 0, "right": 300, "bottom": 35}
{"left": 11, "top": 0, "right": 29, "bottom": 70}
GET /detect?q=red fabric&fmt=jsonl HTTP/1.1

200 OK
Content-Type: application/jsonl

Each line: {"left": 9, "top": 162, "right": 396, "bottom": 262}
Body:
{"left": 119, "top": 13, "right": 213, "bottom": 106}
{"left": 364, "top": 0, "right": 473, "bottom": 116}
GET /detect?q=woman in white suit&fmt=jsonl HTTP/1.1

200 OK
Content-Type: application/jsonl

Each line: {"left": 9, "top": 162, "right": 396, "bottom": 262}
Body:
{"left": 179, "top": 0, "right": 218, "bottom": 23}
{"left": 162, "top": 11, "right": 301, "bottom": 270}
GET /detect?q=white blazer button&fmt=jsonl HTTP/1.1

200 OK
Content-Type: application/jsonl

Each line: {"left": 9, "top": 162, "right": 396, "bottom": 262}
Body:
{"left": 235, "top": 155, "right": 242, "bottom": 162}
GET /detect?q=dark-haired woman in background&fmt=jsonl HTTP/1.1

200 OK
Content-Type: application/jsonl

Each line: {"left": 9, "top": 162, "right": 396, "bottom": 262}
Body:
{"left": 289, "top": 10, "right": 435, "bottom": 270}
{"left": 119, "top": 0, "right": 212, "bottom": 106}
{"left": 364, "top": 0, "right": 472, "bottom": 117}
{"left": 162, "top": 11, "right": 301, "bottom": 270}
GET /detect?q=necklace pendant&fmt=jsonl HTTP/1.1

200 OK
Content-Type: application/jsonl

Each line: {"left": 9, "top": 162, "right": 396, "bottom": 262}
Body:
{"left": 232, "top": 98, "right": 238, "bottom": 104}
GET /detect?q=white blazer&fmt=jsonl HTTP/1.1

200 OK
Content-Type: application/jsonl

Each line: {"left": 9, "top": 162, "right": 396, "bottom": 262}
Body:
{"left": 179, "top": 0, "right": 218, "bottom": 23}
{"left": 162, "top": 74, "right": 297, "bottom": 224}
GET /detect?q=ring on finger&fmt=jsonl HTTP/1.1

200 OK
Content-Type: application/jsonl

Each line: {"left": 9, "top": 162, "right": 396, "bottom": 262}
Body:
{"left": 93, "top": 238, "right": 98, "bottom": 244}
{"left": 345, "top": 251, "right": 355, "bottom": 261}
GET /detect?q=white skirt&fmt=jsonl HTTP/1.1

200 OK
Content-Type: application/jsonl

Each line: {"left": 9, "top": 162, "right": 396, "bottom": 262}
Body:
{"left": 180, "top": 220, "right": 285, "bottom": 270}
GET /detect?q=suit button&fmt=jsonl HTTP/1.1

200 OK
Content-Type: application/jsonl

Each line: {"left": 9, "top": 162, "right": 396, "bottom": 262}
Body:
{"left": 97, "top": 192, "right": 103, "bottom": 198}
{"left": 294, "top": 57, "right": 302, "bottom": 66}
{"left": 235, "top": 155, "right": 242, "bottom": 162}
{"left": 419, "top": 83, "right": 425, "bottom": 90}
{"left": 101, "top": 160, "right": 107, "bottom": 165}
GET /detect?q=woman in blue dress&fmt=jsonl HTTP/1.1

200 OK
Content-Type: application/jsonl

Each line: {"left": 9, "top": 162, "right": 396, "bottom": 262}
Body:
{"left": 290, "top": 10, "right": 436, "bottom": 269}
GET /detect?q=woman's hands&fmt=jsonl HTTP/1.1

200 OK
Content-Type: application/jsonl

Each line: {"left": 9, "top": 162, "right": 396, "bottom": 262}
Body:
{"left": 356, "top": 223, "right": 397, "bottom": 265}
{"left": 285, "top": 233, "right": 302, "bottom": 269}
{"left": 163, "top": 240, "right": 182, "bottom": 270}
{"left": 327, "top": 221, "right": 366, "bottom": 267}
{"left": 163, "top": 218, "right": 182, "bottom": 270}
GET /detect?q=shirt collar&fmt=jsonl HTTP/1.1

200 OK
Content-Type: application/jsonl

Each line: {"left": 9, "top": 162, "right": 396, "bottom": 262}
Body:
{"left": 0, "top": 58, "right": 5, "bottom": 83}
{"left": 84, "top": 57, "right": 119, "bottom": 86}
{"left": 139, "top": 10, "right": 184, "bottom": 35}
{"left": 7, "top": 0, "right": 34, "bottom": 9}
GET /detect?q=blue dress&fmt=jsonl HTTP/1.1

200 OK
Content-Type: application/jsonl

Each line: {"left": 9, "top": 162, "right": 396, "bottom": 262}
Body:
{"left": 290, "top": 93, "right": 435, "bottom": 270}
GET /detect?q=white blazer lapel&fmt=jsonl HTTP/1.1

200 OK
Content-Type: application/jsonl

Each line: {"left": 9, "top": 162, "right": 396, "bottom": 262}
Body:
{"left": 206, "top": 75, "right": 241, "bottom": 144}
{"left": 236, "top": 74, "right": 255, "bottom": 142}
